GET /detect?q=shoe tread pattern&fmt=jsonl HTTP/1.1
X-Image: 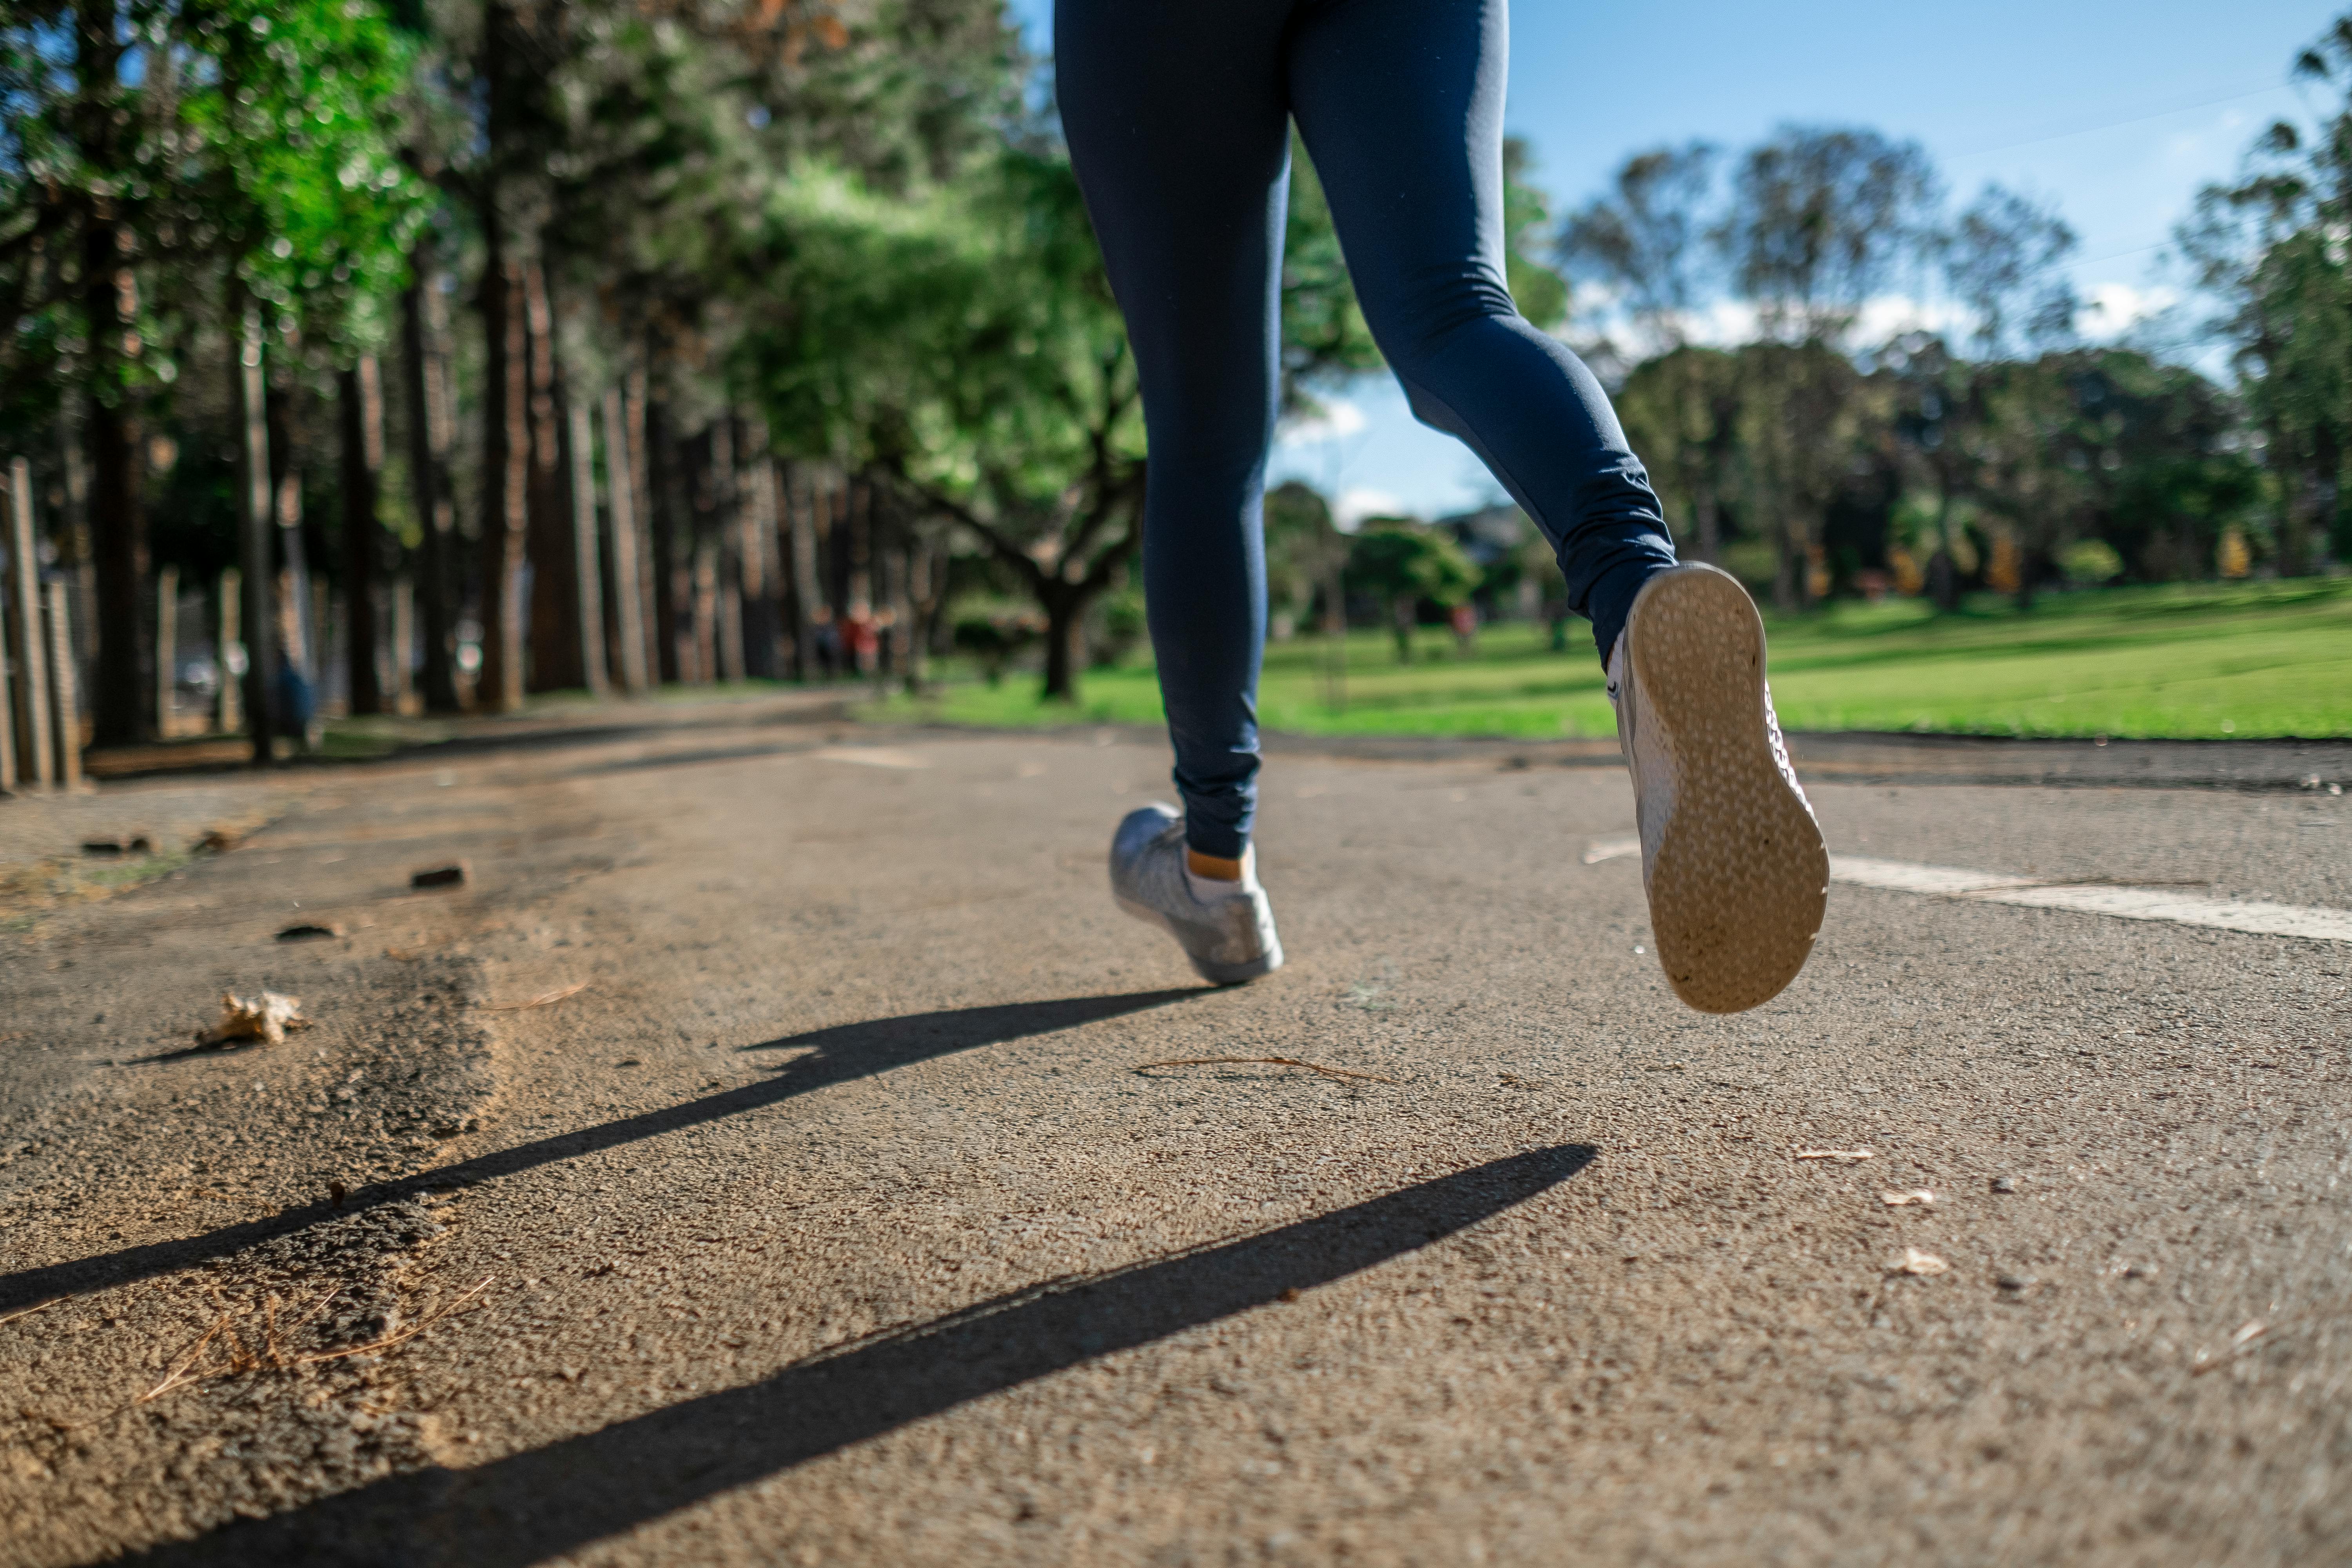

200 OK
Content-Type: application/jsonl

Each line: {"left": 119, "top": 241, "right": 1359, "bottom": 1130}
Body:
{"left": 1630, "top": 569, "right": 1828, "bottom": 1013}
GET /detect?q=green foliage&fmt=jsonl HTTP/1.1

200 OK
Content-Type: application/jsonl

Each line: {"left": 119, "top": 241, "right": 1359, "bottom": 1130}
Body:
{"left": 1345, "top": 519, "right": 1481, "bottom": 661}
{"left": 2060, "top": 539, "right": 2124, "bottom": 584}
{"left": 186, "top": 0, "right": 431, "bottom": 346}
{"left": 1263, "top": 479, "right": 1343, "bottom": 633}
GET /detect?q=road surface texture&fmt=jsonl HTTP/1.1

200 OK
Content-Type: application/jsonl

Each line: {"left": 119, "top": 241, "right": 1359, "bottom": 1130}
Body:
{"left": 2, "top": 700, "right": 2348, "bottom": 1566}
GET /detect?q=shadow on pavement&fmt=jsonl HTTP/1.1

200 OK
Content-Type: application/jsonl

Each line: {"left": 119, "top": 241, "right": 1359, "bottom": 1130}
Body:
{"left": 128, "top": 1144, "right": 1597, "bottom": 1566}
{"left": 0, "top": 991, "right": 1199, "bottom": 1314}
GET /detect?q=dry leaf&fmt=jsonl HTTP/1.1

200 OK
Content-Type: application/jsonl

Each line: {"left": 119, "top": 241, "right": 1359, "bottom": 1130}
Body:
{"left": 1880, "top": 1189, "right": 1935, "bottom": 1207}
{"left": 198, "top": 992, "right": 310, "bottom": 1048}
{"left": 1890, "top": 1247, "right": 1949, "bottom": 1276}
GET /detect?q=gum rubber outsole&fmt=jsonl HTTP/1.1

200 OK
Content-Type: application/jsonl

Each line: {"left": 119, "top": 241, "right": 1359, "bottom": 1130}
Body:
{"left": 1627, "top": 568, "right": 1829, "bottom": 1013}
{"left": 1113, "top": 896, "right": 1281, "bottom": 986}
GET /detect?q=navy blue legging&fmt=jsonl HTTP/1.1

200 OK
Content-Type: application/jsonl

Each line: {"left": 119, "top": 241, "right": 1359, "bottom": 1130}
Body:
{"left": 1057, "top": 0, "right": 1677, "bottom": 859}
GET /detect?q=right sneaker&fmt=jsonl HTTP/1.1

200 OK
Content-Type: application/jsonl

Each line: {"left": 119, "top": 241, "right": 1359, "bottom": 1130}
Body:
{"left": 1609, "top": 563, "right": 1828, "bottom": 1013}
{"left": 1109, "top": 804, "right": 1283, "bottom": 985}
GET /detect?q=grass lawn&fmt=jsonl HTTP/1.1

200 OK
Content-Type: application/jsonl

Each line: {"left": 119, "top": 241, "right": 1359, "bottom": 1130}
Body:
{"left": 869, "top": 579, "right": 2352, "bottom": 741}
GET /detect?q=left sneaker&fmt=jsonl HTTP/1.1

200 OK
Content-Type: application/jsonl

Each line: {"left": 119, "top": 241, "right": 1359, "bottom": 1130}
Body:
{"left": 1608, "top": 564, "right": 1828, "bottom": 1013}
{"left": 1109, "top": 804, "right": 1283, "bottom": 985}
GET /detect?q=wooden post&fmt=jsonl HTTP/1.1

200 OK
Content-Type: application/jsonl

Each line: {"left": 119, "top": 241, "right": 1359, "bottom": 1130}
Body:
{"left": 217, "top": 567, "right": 242, "bottom": 732}
{"left": 568, "top": 399, "right": 608, "bottom": 697}
{"left": 154, "top": 563, "right": 178, "bottom": 738}
{"left": 6, "top": 457, "right": 53, "bottom": 786}
{"left": 390, "top": 575, "right": 415, "bottom": 713}
{"left": 47, "top": 580, "right": 80, "bottom": 786}
{"left": 601, "top": 389, "right": 649, "bottom": 695}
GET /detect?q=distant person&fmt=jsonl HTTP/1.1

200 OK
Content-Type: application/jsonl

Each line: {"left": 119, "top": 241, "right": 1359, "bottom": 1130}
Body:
{"left": 810, "top": 604, "right": 842, "bottom": 681}
{"left": 1077, "top": 0, "right": 1828, "bottom": 1011}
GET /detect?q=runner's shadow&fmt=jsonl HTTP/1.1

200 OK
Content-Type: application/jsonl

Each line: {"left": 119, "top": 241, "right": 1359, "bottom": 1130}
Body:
{"left": 127, "top": 1143, "right": 1596, "bottom": 1566}
{"left": 0, "top": 990, "right": 1198, "bottom": 1314}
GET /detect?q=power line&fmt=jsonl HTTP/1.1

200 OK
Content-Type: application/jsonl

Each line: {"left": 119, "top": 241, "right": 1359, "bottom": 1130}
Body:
{"left": 1947, "top": 78, "right": 2297, "bottom": 160}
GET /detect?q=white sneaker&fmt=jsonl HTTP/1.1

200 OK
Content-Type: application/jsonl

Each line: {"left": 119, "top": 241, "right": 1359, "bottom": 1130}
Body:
{"left": 1109, "top": 804, "right": 1283, "bottom": 985}
{"left": 1609, "top": 564, "right": 1828, "bottom": 1013}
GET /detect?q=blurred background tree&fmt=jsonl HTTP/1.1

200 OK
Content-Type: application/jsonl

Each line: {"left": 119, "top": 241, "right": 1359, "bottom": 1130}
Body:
{"left": 2, "top": 0, "right": 2346, "bottom": 761}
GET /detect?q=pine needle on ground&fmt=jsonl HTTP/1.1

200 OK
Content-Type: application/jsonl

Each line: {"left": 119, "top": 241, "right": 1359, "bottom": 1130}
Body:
{"left": 1134, "top": 1056, "right": 1396, "bottom": 1084}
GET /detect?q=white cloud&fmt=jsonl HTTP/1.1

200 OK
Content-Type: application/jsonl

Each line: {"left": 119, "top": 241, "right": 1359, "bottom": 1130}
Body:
{"left": 1276, "top": 399, "right": 1367, "bottom": 447}
{"left": 1332, "top": 486, "right": 1404, "bottom": 532}
{"left": 2081, "top": 281, "right": 2181, "bottom": 337}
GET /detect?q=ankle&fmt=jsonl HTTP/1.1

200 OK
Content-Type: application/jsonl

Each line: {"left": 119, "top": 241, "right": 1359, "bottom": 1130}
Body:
{"left": 1186, "top": 848, "right": 1245, "bottom": 882}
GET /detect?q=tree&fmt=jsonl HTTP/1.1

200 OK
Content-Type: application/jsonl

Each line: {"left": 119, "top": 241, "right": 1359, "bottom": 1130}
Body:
{"left": 1713, "top": 126, "right": 1937, "bottom": 606}
{"left": 1614, "top": 345, "right": 1742, "bottom": 563}
{"left": 1942, "top": 184, "right": 2079, "bottom": 359}
{"left": 2179, "top": 13, "right": 2352, "bottom": 576}
{"left": 1262, "top": 479, "right": 1346, "bottom": 637}
{"left": 2, "top": 0, "right": 425, "bottom": 748}
{"left": 1345, "top": 519, "right": 1479, "bottom": 662}
{"left": 1559, "top": 141, "right": 1720, "bottom": 354}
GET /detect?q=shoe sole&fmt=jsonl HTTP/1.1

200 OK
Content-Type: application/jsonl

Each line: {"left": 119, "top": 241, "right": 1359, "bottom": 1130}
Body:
{"left": 1113, "top": 895, "right": 1283, "bottom": 986}
{"left": 1626, "top": 566, "right": 1828, "bottom": 1013}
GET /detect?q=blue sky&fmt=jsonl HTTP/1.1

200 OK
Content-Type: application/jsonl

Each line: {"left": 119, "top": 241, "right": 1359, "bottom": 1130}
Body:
{"left": 1005, "top": 0, "right": 2337, "bottom": 519}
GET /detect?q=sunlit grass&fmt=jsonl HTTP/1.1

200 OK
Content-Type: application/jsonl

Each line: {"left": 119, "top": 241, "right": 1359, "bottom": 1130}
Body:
{"left": 867, "top": 580, "right": 2352, "bottom": 740}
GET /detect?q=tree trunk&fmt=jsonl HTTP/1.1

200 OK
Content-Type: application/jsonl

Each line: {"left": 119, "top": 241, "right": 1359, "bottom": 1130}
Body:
{"left": 1391, "top": 595, "right": 1414, "bottom": 662}
{"left": 647, "top": 392, "right": 684, "bottom": 684}
{"left": 1693, "top": 487, "right": 1720, "bottom": 566}
{"left": 709, "top": 417, "right": 744, "bottom": 682}
{"left": 566, "top": 397, "right": 608, "bottom": 697}
{"left": 231, "top": 302, "right": 276, "bottom": 763}
{"left": 400, "top": 258, "right": 463, "bottom": 714}
{"left": 737, "top": 417, "right": 779, "bottom": 680}
{"left": 1771, "top": 511, "right": 1814, "bottom": 612}
{"left": 339, "top": 358, "right": 385, "bottom": 714}
{"left": 5, "top": 458, "right": 53, "bottom": 781}
{"left": 600, "top": 388, "right": 650, "bottom": 693}
{"left": 1041, "top": 584, "right": 1087, "bottom": 701}
{"left": 523, "top": 260, "right": 582, "bottom": 691}
{"left": 786, "top": 463, "right": 818, "bottom": 681}
{"left": 477, "top": 249, "right": 529, "bottom": 711}
{"left": 85, "top": 214, "right": 149, "bottom": 747}
{"left": 264, "top": 383, "right": 313, "bottom": 683}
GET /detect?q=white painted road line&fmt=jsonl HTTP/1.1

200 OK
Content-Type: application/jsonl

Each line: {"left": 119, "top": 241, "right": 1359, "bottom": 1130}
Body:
{"left": 1584, "top": 838, "right": 2352, "bottom": 944}
{"left": 1822, "top": 855, "right": 2042, "bottom": 895}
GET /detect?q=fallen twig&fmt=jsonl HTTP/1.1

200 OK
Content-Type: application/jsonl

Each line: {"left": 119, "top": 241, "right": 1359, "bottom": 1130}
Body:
{"left": 0, "top": 1298, "right": 59, "bottom": 1330}
{"left": 1795, "top": 1148, "right": 1875, "bottom": 1162}
{"left": 134, "top": 1276, "right": 493, "bottom": 1402}
{"left": 294, "top": 1276, "right": 492, "bottom": 1364}
{"left": 1134, "top": 1056, "right": 1396, "bottom": 1084}
{"left": 138, "top": 1314, "right": 232, "bottom": 1403}
{"left": 480, "top": 982, "right": 591, "bottom": 1012}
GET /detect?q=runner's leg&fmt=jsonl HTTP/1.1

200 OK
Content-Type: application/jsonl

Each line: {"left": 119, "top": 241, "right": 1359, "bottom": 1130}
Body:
{"left": 1054, "top": 0, "right": 1294, "bottom": 861}
{"left": 1286, "top": 0, "right": 1677, "bottom": 658}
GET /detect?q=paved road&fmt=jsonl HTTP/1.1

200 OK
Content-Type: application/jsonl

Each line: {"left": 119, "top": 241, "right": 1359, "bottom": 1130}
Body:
{"left": 3, "top": 703, "right": 2348, "bottom": 1566}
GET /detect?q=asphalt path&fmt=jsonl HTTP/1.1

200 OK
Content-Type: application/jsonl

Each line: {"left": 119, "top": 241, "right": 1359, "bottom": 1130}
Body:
{"left": 3, "top": 703, "right": 2348, "bottom": 1566}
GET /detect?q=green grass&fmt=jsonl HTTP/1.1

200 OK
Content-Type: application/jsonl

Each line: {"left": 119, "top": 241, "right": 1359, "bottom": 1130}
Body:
{"left": 869, "top": 580, "right": 2352, "bottom": 741}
